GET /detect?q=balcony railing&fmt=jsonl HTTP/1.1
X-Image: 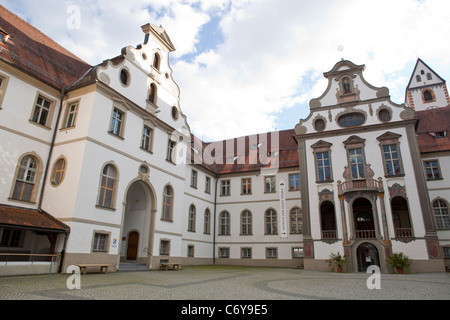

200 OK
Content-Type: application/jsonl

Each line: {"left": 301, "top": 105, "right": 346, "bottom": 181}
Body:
{"left": 395, "top": 228, "right": 413, "bottom": 238}
{"left": 355, "top": 230, "right": 376, "bottom": 239}
{"left": 322, "top": 230, "right": 337, "bottom": 239}
{"left": 337, "top": 179, "right": 383, "bottom": 195}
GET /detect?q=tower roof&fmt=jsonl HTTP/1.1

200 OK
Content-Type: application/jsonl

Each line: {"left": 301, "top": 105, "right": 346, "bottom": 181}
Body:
{"left": 406, "top": 58, "right": 446, "bottom": 91}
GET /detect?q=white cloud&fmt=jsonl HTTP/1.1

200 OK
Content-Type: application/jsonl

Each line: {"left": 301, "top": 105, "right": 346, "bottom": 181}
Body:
{"left": 3, "top": 0, "right": 450, "bottom": 141}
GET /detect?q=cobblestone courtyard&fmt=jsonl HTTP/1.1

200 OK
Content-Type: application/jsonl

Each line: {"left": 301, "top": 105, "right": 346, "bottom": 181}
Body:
{"left": 1, "top": 266, "right": 449, "bottom": 301}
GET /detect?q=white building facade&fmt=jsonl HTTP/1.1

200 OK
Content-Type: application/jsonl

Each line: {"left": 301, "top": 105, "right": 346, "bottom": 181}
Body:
{"left": 0, "top": 7, "right": 448, "bottom": 275}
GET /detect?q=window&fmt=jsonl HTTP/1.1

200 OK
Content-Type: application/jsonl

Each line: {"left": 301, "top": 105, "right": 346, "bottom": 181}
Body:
{"left": 423, "top": 90, "right": 434, "bottom": 102}
{"left": 221, "top": 180, "right": 230, "bottom": 196}
{"left": 188, "top": 205, "right": 196, "bottom": 232}
{"left": 190, "top": 170, "right": 198, "bottom": 188}
{"left": 292, "top": 248, "right": 304, "bottom": 258}
{"left": 219, "top": 247, "right": 229, "bottom": 258}
{"left": 241, "top": 248, "right": 252, "bottom": 258}
{"left": 0, "top": 74, "right": 8, "bottom": 109}
{"left": 120, "top": 69, "right": 129, "bottom": 86}
{"left": 314, "top": 118, "right": 326, "bottom": 131}
{"left": 153, "top": 53, "right": 161, "bottom": 71}
{"left": 337, "top": 112, "right": 365, "bottom": 128}
{"left": 31, "top": 95, "right": 52, "bottom": 126}
{"left": 65, "top": 102, "right": 78, "bottom": 128}
{"left": 427, "top": 73, "right": 433, "bottom": 81}
{"left": 435, "top": 132, "right": 446, "bottom": 140}
{"left": 166, "top": 139, "right": 176, "bottom": 162}
{"left": 264, "top": 176, "right": 276, "bottom": 193}
{"left": 416, "top": 75, "right": 422, "bottom": 82}
{"left": 219, "top": 211, "right": 230, "bottom": 235}
{"left": 0, "top": 229, "right": 22, "bottom": 247}
{"left": 93, "top": 233, "right": 108, "bottom": 252}
{"left": 378, "top": 109, "right": 391, "bottom": 122}
{"left": 97, "top": 164, "right": 117, "bottom": 208}
{"left": 265, "top": 209, "right": 277, "bottom": 235}
{"left": 290, "top": 207, "right": 302, "bottom": 234}
{"left": 433, "top": 200, "right": 450, "bottom": 230}
{"left": 242, "top": 178, "right": 252, "bottom": 194}
{"left": 241, "top": 210, "right": 252, "bottom": 235}
{"left": 141, "top": 125, "right": 153, "bottom": 152}
{"left": 424, "top": 160, "right": 441, "bottom": 180}
{"left": 11, "top": 155, "right": 38, "bottom": 202}
{"left": 187, "top": 245, "right": 194, "bottom": 257}
{"left": 162, "top": 186, "right": 173, "bottom": 220}
{"left": 109, "top": 108, "right": 123, "bottom": 136}
{"left": 171, "top": 106, "right": 179, "bottom": 120}
{"left": 204, "top": 209, "right": 211, "bottom": 234}
{"left": 51, "top": 158, "right": 66, "bottom": 186}
{"left": 383, "top": 144, "right": 402, "bottom": 176}
{"left": 149, "top": 83, "right": 157, "bottom": 104}
{"left": 266, "top": 248, "right": 277, "bottom": 258}
{"left": 289, "top": 174, "right": 300, "bottom": 191}
{"left": 160, "top": 240, "right": 170, "bottom": 255}
{"left": 443, "top": 247, "right": 450, "bottom": 259}
{"left": 205, "top": 177, "right": 211, "bottom": 194}
{"left": 348, "top": 148, "right": 365, "bottom": 179}
{"left": 316, "top": 151, "right": 332, "bottom": 182}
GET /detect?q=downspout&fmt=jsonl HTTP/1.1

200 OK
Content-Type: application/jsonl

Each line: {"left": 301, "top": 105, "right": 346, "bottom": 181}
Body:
{"left": 213, "top": 173, "right": 218, "bottom": 265}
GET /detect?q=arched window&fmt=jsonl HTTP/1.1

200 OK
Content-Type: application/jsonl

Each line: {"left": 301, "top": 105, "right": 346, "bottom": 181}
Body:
{"left": 204, "top": 209, "right": 211, "bottom": 234}
{"left": 391, "top": 196, "right": 413, "bottom": 237}
{"left": 153, "top": 53, "right": 160, "bottom": 71}
{"left": 433, "top": 199, "right": 450, "bottom": 230}
{"left": 219, "top": 211, "right": 230, "bottom": 235}
{"left": 51, "top": 158, "right": 66, "bottom": 186}
{"left": 12, "top": 155, "right": 38, "bottom": 202}
{"left": 162, "top": 186, "right": 173, "bottom": 220}
{"left": 427, "top": 73, "right": 433, "bottom": 80}
{"left": 320, "top": 201, "right": 336, "bottom": 239}
{"left": 416, "top": 75, "right": 422, "bottom": 82}
{"left": 265, "top": 209, "right": 277, "bottom": 235}
{"left": 241, "top": 210, "right": 252, "bottom": 235}
{"left": 290, "top": 207, "right": 302, "bottom": 234}
{"left": 149, "top": 83, "right": 157, "bottom": 104}
{"left": 188, "top": 205, "right": 196, "bottom": 232}
{"left": 423, "top": 90, "right": 434, "bottom": 102}
{"left": 97, "top": 164, "right": 117, "bottom": 208}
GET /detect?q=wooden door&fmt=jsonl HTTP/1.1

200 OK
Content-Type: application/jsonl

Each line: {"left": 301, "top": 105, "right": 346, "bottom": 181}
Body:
{"left": 126, "top": 231, "right": 139, "bottom": 260}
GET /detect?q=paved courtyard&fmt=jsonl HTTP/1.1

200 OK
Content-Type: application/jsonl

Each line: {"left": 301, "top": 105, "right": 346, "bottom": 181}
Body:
{"left": 0, "top": 266, "right": 449, "bottom": 301}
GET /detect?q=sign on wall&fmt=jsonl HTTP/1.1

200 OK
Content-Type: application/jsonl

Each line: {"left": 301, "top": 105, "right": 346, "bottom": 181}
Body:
{"left": 279, "top": 180, "right": 288, "bottom": 238}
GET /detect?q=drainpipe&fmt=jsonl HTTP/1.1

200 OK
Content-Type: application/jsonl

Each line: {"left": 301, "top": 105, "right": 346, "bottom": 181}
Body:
{"left": 213, "top": 173, "right": 218, "bottom": 265}
{"left": 37, "top": 88, "right": 66, "bottom": 212}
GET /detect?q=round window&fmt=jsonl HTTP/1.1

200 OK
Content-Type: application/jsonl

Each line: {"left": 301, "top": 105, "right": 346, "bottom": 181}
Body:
{"left": 139, "top": 165, "right": 149, "bottom": 175}
{"left": 338, "top": 112, "right": 365, "bottom": 127}
{"left": 314, "top": 118, "right": 326, "bottom": 131}
{"left": 378, "top": 109, "right": 391, "bottom": 122}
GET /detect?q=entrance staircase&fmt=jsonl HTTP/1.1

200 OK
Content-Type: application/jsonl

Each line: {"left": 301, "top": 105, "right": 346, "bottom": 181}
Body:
{"left": 118, "top": 262, "right": 149, "bottom": 272}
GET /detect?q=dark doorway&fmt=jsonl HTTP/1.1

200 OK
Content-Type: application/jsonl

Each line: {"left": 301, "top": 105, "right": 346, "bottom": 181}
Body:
{"left": 353, "top": 198, "right": 375, "bottom": 239}
{"left": 357, "top": 242, "right": 380, "bottom": 272}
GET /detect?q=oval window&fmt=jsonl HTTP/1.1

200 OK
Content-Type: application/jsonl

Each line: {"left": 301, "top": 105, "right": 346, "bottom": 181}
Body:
{"left": 338, "top": 112, "right": 365, "bottom": 127}
{"left": 120, "top": 69, "right": 129, "bottom": 86}
{"left": 314, "top": 118, "right": 325, "bottom": 131}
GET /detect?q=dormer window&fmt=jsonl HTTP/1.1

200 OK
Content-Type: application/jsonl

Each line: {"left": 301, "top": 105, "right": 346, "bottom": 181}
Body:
{"left": 435, "top": 132, "right": 446, "bottom": 140}
{"left": 0, "top": 29, "right": 9, "bottom": 43}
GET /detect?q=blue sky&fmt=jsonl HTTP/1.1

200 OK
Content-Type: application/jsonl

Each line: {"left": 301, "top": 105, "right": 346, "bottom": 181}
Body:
{"left": 2, "top": 0, "right": 450, "bottom": 141}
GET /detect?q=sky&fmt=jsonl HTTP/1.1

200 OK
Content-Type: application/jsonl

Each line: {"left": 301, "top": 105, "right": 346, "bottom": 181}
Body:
{"left": 2, "top": 0, "right": 450, "bottom": 142}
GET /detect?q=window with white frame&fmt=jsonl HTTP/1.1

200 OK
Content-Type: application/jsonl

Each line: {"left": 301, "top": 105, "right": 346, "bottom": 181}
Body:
{"left": 204, "top": 209, "right": 211, "bottom": 234}
{"left": 219, "top": 247, "right": 229, "bottom": 258}
{"left": 220, "top": 180, "right": 230, "bottom": 196}
{"left": 266, "top": 247, "right": 277, "bottom": 258}
{"left": 205, "top": 176, "right": 211, "bottom": 194}
{"left": 424, "top": 160, "right": 441, "bottom": 180}
{"left": 348, "top": 147, "right": 365, "bottom": 180}
{"left": 241, "top": 178, "right": 251, "bottom": 194}
{"left": 265, "top": 209, "right": 277, "bottom": 235}
{"left": 190, "top": 170, "right": 198, "bottom": 188}
{"left": 31, "top": 95, "right": 52, "bottom": 127}
{"left": 162, "top": 186, "right": 173, "bottom": 221}
{"left": 264, "top": 176, "right": 276, "bottom": 193}
{"left": 289, "top": 173, "right": 300, "bottom": 191}
{"left": 11, "top": 155, "right": 38, "bottom": 202}
{"left": 160, "top": 240, "right": 170, "bottom": 255}
{"left": 241, "top": 210, "right": 252, "bottom": 235}
{"left": 433, "top": 199, "right": 450, "bottom": 230}
{"left": 141, "top": 125, "right": 153, "bottom": 152}
{"left": 188, "top": 205, "right": 196, "bottom": 232}
{"left": 241, "top": 247, "right": 252, "bottom": 258}
{"left": 219, "top": 211, "right": 230, "bottom": 235}
{"left": 109, "top": 108, "right": 124, "bottom": 136}
{"left": 97, "top": 164, "right": 117, "bottom": 209}
{"left": 93, "top": 233, "right": 108, "bottom": 252}
{"left": 290, "top": 207, "right": 303, "bottom": 234}
{"left": 65, "top": 102, "right": 78, "bottom": 128}
{"left": 166, "top": 139, "right": 176, "bottom": 162}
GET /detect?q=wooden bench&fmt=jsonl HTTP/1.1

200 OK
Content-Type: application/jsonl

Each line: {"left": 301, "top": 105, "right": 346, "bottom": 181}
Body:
{"left": 76, "top": 264, "right": 112, "bottom": 275}
{"left": 159, "top": 263, "right": 181, "bottom": 271}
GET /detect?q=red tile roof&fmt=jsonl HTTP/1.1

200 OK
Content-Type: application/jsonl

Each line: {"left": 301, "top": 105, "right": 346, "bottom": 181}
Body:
{"left": 0, "top": 5, "right": 92, "bottom": 89}
{"left": 191, "top": 129, "right": 299, "bottom": 174}
{"left": 0, "top": 204, "right": 69, "bottom": 233}
{"left": 416, "top": 106, "right": 450, "bottom": 153}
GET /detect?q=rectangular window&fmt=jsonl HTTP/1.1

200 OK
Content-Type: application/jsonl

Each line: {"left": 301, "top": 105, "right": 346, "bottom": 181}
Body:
{"left": 424, "top": 160, "right": 441, "bottom": 180}
{"left": 289, "top": 173, "right": 300, "bottom": 191}
{"left": 31, "top": 95, "right": 52, "bottom": 126}
{"left": 187, "top": 245, "right": 194, "bottom": 257}
{"left": 160, "top": 240, "right": 170, "bottom": 255}
{"left": 167, "top": 140, "right": 176, "bottom": 162}
{"left": 241, "top": 178, "right": 252, "bottom": 194}
{"left": 221, "top": 180, "right": 230, "bottom": 196}
{"left": 205, "top": 177, "right": 211, "bottom": 194}
{"left": 241, "top": 248, "right": 252, "bottom": 258}
{"left": 219, "top": 247, "right": 229, "bottom": 258}
{"left": 292, "top": 248, "right": 304, "bottom": 258}
{"left": 109, "top": 108, "right": 123, "bottom": 136}
{"left": 264, "top": 176, "right": 276, "bottom": 193}
{"left": 383, "top": 144, "right": 402, "bottom": 176}
{"left": 0, "top": 229, "right": 21, "bottom": 247}
{"left": 316, "top": 151, "right": 332, "bottom": 182}
{"left": 191, "top": 170, "right": 198, "bottom": 188}
{"left": 93, "top": 233, "right": 108, "bottom": 252}
{"left": 141, "top": 125, "right": 153, "bottom": 151}
{"left": 348, "top": 148, "right": 365, "bottom": 179}
{"left": 65, "top": 102, "right": 78, "bottom": 128}
{"left": 266, "top": 248, "right": 277, "bottom": 258}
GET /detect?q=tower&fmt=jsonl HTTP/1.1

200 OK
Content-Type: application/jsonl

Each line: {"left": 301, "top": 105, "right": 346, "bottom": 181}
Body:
{"left": 406, "top": 58, "right": 450, "bottom": 111}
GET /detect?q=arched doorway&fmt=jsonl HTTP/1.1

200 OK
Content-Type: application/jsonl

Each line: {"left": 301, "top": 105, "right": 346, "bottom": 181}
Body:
{"left": 353, "top": 198, "right": 375, "bottom": 239}
{"left": 357, "top": 243, "right": 380, "bottom": 272}
{"left": 121, "top": 179, "right": 156, "bottom": 268}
